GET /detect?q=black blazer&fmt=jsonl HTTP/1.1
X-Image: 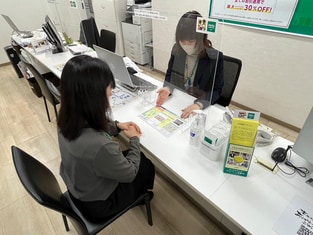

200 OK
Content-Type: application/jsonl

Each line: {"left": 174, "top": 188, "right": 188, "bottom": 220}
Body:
{"left": 164, "top": 47, "right": 224, "bottom": 109}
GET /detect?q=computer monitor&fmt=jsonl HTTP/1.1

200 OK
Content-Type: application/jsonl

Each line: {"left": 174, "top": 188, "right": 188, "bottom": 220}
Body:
{"left": 42, "top": 15, "right": 66, "bottom": 54}
{"left": 292, "top": 106, "right": 313, "bottom": 181}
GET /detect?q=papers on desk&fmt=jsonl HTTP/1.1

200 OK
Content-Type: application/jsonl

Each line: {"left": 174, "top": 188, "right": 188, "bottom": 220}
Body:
{"left": 18, "top": 31, "right": 46, "bottom": 46}
{"left": 68, "top": 44, "right": 90, "bottom": 55}
{"left": 110, "top": 86, "right": 135, "bottom": 109}
{"left": 139, "top": 106, "right": 186, "bottom": 137}
{"left": 273, "top": 195, "right": 313, "bottom": 235}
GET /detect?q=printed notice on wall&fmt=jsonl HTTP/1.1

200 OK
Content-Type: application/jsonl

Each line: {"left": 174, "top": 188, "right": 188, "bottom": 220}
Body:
{"left": 69, "top": 0, "right": 78, "bottom": 8}
{"left": 196, "top": 17, "right": 218, "bottom": 35}
{"left": 209, "top": 0, "right": 298, "bottom": 28}
{"left": 273, "top": 196, "right": 313, "bottom": 235}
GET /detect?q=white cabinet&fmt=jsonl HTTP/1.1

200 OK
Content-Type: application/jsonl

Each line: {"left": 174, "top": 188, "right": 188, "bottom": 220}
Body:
{"left": 93, "top": 0, "right": 127, "bottom": 56}
{"left": 121, "top": 17, "right": 152, "bottom": 65}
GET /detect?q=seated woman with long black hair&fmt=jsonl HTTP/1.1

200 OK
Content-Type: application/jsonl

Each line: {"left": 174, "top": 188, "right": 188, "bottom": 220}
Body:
{"left": 57, "top": 55, "right": 155, "bottom": 221}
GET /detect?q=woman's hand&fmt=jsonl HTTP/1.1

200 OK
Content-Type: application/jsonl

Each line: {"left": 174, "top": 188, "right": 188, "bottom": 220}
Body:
{"left": 123, "top": 125, "right": 141, "bottom": 138}
{"left": 181, "top": 103, "right": 201, "bottom": 119}
{"left": 118, "top": 122, "right": 142, "bottom": 138}
{"left": 156, "top": 87, "right": 171, "bottom": 106}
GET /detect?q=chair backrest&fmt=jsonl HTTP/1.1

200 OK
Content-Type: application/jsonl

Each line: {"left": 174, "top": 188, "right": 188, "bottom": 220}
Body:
{"left": 22, "top": 58, "right": 58, "bottom": 106}
{"left": 99, "top": 29, "right": 116, "bottom": 53}
{"left": 11, "top": 145, "right": 153, "bottom": 234}
{"left": 80, "top": 17, "right": 100, "bottom": 49}
{"left": 11, "top": 146, "right": 88, "bottom": 234}
{"left": 215, "top": 55, "right": 242, "bottom": 107}
{"left": 46, "top": 79, "right": 61, "bottom": 102}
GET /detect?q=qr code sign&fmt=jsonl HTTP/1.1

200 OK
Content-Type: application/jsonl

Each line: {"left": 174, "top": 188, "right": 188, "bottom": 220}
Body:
{"left": 297, "top": 224, "right": 313, "bottom": 235}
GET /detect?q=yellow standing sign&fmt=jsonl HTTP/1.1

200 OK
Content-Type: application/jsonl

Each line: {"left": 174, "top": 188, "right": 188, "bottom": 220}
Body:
{"left": 223, "top": 110, "right": 260, "bottom": 177}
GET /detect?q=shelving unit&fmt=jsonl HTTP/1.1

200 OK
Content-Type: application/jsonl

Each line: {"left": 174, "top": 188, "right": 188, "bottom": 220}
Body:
{"left": 121, "top": 16, "right": 152, "bottom": 65}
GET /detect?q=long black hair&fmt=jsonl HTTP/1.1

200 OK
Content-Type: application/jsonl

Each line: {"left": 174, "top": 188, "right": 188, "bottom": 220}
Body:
{"left": 57, "top": 55, "right": 115, "bottom": 140}
{"left": 174, "top": 10, "right": 212, "bottom": 57}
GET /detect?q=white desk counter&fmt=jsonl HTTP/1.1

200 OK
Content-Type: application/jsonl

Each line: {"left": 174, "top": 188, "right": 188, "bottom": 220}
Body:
{"left": 12, "top": 33, "right": 96, "bottom": 78}
{"left": 112, "top": 80, "right": 313, "bottom": 234}
{"left": 22, "top": 44, "right": 313, "bottom": 235}
{"left": 21, "top": 47, "right": 96, "bottom": 78}
{"left": 113, "top": 86, "right": 231, "bottom": 197}
{"left": 211, "top": 136, "right": 313, "bottom": 234}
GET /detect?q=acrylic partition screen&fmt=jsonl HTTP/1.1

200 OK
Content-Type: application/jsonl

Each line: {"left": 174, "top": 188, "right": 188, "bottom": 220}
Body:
{"left": 133, "top": 6, "right": 224, "bottom": 119}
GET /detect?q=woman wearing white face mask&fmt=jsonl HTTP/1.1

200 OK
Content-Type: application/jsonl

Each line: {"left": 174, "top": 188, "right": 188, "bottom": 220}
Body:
{"left": 156, "top": 11, "right": 224, "bottom": 119}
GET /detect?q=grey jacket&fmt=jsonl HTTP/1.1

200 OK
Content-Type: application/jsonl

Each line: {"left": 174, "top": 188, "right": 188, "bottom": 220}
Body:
{"left": 58, "top": 122, "right": 141, "bottom": 201}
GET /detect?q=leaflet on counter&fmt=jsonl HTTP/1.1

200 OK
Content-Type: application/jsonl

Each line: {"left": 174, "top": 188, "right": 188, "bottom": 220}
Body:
{"left": 139, "top": 106, "right": 186, "bottom": 137}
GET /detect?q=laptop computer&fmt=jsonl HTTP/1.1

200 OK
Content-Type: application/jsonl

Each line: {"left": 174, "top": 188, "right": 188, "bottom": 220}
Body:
{"left": 1, "top": 14, "right": 33, "bottom": 38}
{"left": 93, "top": 45, "right": 157, "bottom": 91}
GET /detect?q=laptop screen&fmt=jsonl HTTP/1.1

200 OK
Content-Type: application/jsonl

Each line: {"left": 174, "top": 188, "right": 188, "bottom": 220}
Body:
{"left": 94, "top": 45, "right": 157, "bottom": 91}
{"left": 94, "top": 45, "right": 135, "bottom": 87}
{"left": 1, "top": 14, "right": 20, "bottom": 32}
{"left": 2, "top": 14, "right": 33, "bottom": 38}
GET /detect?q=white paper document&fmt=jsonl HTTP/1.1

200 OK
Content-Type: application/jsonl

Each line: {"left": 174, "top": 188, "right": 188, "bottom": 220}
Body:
{"left": 273, "top": 195, "right": 313, "bottom": 235}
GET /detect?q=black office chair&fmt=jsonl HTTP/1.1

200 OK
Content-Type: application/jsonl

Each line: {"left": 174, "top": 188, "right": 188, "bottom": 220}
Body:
{"left": 99, "top": 29, "right": 116, "bottom": 53}
{"left": 80, "top": 17, "right": 100, "bottom": 49}
{"left": 11, "top": 145, "right": 153, "bottom": 235}
{"left": 21, "top": 58, "right": 60, "bottom": 122}
{"left": 215, "top": 55, "right": 242, "bottom": 107}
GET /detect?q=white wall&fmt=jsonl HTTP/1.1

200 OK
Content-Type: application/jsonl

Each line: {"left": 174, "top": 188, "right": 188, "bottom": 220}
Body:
{"left": 152, "top": 0, "right": 313, "bottom": 129}
{"left": 219, "top": 25, "right": 313, "bottom": 129}
{"left": 47, "top": 0, "right": 88, "bottom": 41}
{"left": 0, "top": 0, "right": 49, "bottom": 64}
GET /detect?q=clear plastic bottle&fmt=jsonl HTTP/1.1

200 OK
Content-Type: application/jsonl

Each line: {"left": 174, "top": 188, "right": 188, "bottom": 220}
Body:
{"left": 190, "top": 111, "right": 204, "bottom": 147}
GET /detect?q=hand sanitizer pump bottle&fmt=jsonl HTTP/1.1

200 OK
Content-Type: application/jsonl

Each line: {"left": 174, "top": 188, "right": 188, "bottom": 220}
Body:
{"left": 190, "top": 110, "right": 204, "bottom": 147}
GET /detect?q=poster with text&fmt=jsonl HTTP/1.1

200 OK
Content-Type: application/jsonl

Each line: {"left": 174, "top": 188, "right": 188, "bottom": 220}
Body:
{"left": 209, "top": 0, "right": 298, "bottom": 28}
